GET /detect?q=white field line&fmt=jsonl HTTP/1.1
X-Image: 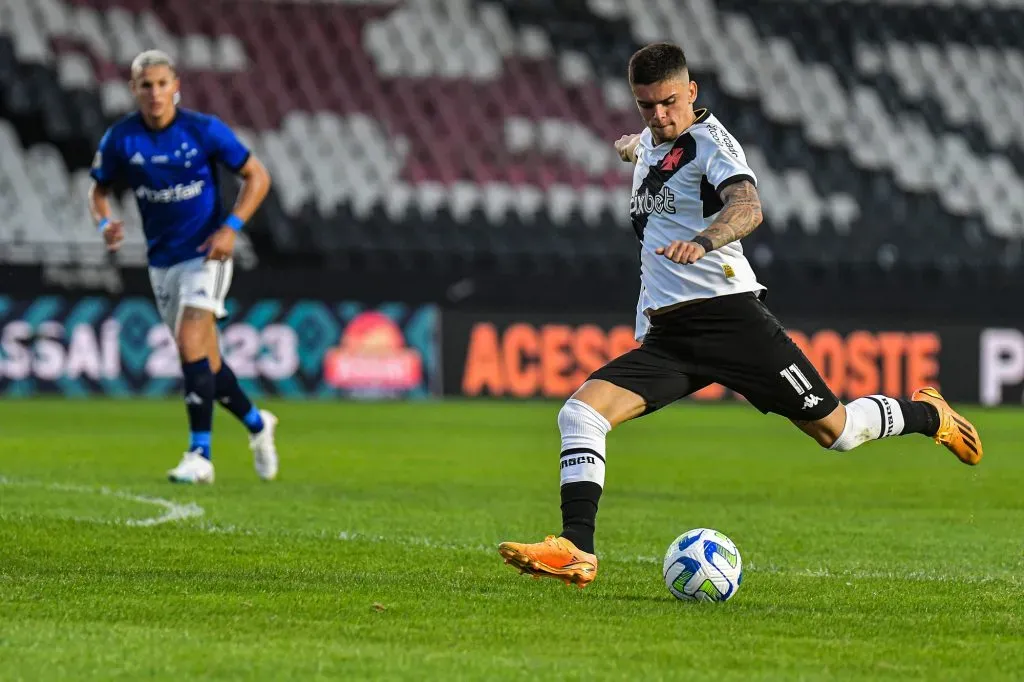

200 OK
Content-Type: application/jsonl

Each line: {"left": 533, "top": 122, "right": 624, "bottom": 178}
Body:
{"left": 0, "top": 476, "right": 204, "bottom": 527}
{"left": 2, "top": 477, "right": 1018, "bottom": 585}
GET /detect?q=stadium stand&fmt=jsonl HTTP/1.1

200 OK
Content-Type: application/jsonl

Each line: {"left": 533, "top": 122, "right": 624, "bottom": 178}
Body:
{"left": 0, "top": 0, "right": 1021, "bottom": 282}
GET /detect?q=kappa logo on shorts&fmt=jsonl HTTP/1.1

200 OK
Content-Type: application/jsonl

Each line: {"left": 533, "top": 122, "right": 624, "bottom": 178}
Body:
{"left": 802, "top": 394, "right": 823, "bottom": 410}
{"left": 193, "top": 288, "right": 208, "bottom": 298}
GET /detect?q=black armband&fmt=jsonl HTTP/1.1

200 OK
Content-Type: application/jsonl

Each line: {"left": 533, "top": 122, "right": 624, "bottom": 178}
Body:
{"left": 692, "top": 236, "right": 714, "bottom": 253}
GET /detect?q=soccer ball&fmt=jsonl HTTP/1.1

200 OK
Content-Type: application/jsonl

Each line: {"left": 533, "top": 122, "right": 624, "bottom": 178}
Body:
{"left": 662, "top": 528, "right": 743, "bottom": 602}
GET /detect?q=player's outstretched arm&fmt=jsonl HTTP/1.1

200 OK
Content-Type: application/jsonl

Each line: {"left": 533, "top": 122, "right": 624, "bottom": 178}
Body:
{"left": 693, "top": 180, "right": 763, "bottom": 251}
{"left": 87, "top": 181, "right": 124, "bottom": 252}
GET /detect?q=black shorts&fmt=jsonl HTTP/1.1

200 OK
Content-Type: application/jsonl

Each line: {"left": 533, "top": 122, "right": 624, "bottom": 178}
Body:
{"left": 590, "top": 292, "right": 839, "bottom": 421}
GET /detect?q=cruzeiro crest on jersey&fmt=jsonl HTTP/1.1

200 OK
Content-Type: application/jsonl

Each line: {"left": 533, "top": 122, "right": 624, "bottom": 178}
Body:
{"left": 630, "top": 133, "right": 697, "bottom": 240}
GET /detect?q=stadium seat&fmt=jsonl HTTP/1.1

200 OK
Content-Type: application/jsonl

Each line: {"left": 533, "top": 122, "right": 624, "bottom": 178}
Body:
{"left": 0, "top": 0, "right": 1020, "bottom": 275}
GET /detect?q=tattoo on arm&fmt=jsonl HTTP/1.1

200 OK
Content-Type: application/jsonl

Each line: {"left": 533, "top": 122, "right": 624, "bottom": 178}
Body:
{"left": 696, "top": 180, "right": 763, "bottom": 251}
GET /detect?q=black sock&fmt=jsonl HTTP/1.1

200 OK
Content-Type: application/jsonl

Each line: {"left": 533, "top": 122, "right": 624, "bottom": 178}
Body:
{"left": 215, "top": 362, "right": 264, "bottom": 434}
{"left": 898, "top": 398, "right": 940, "bottom": 437}
{"left": 182, "top": 358, "right": 215, "bottom": 459}
{"left": 560, "top": 481, "right": 602, "bottom": 554}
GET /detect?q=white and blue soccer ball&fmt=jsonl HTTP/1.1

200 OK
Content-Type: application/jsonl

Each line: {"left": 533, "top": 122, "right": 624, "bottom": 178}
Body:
{"left": 662, "top": 528, "right": 743, "bottom": 602}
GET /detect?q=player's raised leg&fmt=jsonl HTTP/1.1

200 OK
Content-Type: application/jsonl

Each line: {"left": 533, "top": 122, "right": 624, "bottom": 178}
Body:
{"left": 698, "top": 296, "right": 983, "bottom": 465}
{"left": 740, "top": 315, "right": 983, "bottom": 463}
{"left": 795, "top": 389, "right": 982, "bottom": 465}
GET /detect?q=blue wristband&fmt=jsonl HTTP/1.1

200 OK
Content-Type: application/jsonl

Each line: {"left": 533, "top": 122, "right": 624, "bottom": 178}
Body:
{"left": 224, "top": 214, "right": 245, "bottom": 232}
{"left": 97, "top": 217, "right": 110, "bottom": 232}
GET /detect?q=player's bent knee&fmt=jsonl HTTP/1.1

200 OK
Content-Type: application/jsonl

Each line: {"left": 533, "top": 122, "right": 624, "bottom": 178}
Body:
{"left": 558, "top": 398, "right": 612, "bottom": 443}
{"left": 569, "top": 380, "right": 645, "bottom": 428}
{"left": 559, "top": 399, "right": 598, "bottom": 434}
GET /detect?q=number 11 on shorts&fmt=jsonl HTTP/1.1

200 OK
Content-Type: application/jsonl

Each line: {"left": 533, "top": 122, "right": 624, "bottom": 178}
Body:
{"left": 780, "top": 363, "right": 813, "bottom": 395}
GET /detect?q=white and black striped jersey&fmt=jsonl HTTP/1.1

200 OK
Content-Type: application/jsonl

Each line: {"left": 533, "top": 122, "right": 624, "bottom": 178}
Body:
{"left": 630, "top": 109, "right": 765, "bottom": 341}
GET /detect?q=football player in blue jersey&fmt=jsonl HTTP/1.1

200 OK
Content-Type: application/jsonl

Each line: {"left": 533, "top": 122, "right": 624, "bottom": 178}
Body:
{"left": 87, "top": 50, "right": 278, "bottom": 484}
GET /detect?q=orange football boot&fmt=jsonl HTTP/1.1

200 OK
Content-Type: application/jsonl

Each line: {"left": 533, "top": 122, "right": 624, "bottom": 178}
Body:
{"left": 912, "top": 387, "right": 983, "bottom": 465}
{"left": 498, "top": 535, "right": 598, "bottom": 589}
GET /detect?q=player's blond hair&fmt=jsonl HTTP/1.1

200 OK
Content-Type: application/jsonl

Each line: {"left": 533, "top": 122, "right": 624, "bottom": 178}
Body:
{"left": 131, "top": 50, "right": 176, "bottom": 79}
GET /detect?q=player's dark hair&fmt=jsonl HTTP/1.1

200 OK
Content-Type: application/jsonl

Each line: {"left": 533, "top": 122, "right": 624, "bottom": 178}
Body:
{"left": 629, "top": 43, "right": 688, "bottom": 85}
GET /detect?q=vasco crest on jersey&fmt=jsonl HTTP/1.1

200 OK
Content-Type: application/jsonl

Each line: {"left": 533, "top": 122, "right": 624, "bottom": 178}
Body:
{"left": 630, "top": 187, "right": 676, "bottom": 219}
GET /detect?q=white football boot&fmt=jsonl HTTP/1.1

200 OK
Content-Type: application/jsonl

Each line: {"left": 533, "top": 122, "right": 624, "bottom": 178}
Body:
{"left": 167, "top": 450, "right": 215, "bottom": 484}
{"left": 249, "top": 410, "right": 279, "bottom": 481}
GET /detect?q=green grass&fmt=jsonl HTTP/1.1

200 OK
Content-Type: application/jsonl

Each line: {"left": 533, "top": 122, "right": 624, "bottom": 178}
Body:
{"left": 1, "top": 398, "right": 1022, "bottom": 681}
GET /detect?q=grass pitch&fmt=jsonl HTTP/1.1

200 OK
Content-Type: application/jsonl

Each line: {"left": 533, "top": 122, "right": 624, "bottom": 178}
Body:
{"left": 1, "top": 398, "right": 1022, "bottom": 680}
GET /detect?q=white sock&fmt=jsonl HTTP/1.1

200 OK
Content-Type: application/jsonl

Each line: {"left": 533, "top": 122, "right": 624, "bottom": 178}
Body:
{"left": 558, "top": 398, "right": 611, "bottom": 487}
{"left": 830, "top": 395, "right": 907, "bottom": 452}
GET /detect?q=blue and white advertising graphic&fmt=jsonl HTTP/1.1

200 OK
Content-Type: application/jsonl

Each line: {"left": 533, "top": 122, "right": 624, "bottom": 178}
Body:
{"left": 0, "top": 296, "right": 440, "bottom": 399}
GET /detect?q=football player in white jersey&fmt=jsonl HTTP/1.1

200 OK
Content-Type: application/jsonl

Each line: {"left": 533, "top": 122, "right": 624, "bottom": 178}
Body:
{"left": 498, "top": 42, "right": 983, "bottom": 589}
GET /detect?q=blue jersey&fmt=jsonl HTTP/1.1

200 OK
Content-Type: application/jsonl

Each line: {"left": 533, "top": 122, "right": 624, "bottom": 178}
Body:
{"left": 90, "top": 108, "right": 251, "bottom": 267}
